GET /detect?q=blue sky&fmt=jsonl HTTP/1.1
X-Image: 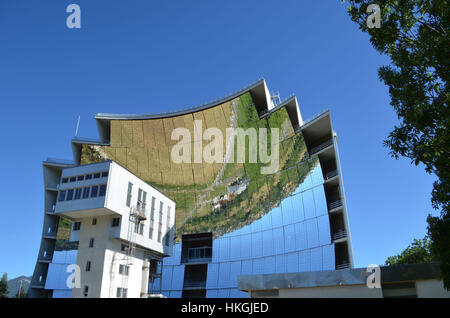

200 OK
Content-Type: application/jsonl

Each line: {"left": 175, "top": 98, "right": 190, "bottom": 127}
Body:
{"left": 0, "top": 0, "right": 438, "bottom": 279}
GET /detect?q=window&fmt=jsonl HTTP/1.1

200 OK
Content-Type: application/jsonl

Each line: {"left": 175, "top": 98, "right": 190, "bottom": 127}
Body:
{"left": 99, "top": 184, "right": 107, "bottom": 197}
{"left": 119, "top": 265, "right": 129, "bottom": 276}
{"left": 101, "top": 171, "right": 109, "bottom": 178}
{"left": 74, "top": 188, "right": 82, "bottom": 200}
{"left": 62, "top": 178, "right": 68, "bottom": 184}
{"left": 83, "top": 286, "right": 89, "bottom": 297}
{"left": 134, "top": 222, "right": 144, "bottom": 235}
{"left": 138, "top": 189, "right": 147, "bottom": 211}
{"left": 73, "top": 222, "right": 81, "bottom": 231}
{"left": 58, "top": 190, "right": 66, "bottom": 202}
{"left": 77, "top": 175, "right": 84, "bottom": 181}
{"left": 116, "top": 287, "right": 127, "bottom": 298}
{"left": 90, "top": 185, "right": 99, "bottom": 198}
{"left": 89, "top": 238, "right": 94, "bottom": 248}
{"left": 92, "top": 218, "right": 97, "bottom": 225}
{"left": 157, "top": 202, "right": 163, "bottom": 243}
{"left": 149, "top": 197, "right": 156, "bottom": 239}
{"left": 164, "top": 231, "right": 171, "bottom": 247}
{"left": 112, "top": 218, "right": 120, "bottom": 227}
{"left": 93, "top": 172, "right": 101, "bottom": 179}
{"left": 82, "top": 187, "right": 90, "bottom": 199}
{"left": 66, "top": 189, "right": 74, "bottom": 201}
{"left": 85, "top": 174, "right": 92, "bottom": 180}
{"left": 121, "top": 244, "right": 127, "bottom": 252}
{"left": 126, "top": 182, "right": 133, "bottom": 207}
{"left": 165, "top": 206, "right": 171, "bottom": 247}
{"left": 85, "top": 261, "right": 91, "bottom": 272}
{"left": 69, "top": 176, "right": 76, "bottom": 183}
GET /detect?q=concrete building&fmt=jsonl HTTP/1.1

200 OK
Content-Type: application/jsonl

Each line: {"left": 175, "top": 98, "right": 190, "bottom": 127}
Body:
{"left": 30, "top": 79, "right": 354, "bottom": 298}
{"left": 30, "top": 161, "right": 175, "bottom": 298}
{"left": 238, "top": 263, "right": 450, "bottom": 298}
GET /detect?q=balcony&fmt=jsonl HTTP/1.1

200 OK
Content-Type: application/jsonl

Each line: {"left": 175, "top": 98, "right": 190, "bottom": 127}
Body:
{"left": 336, "top": 262, "right": 351, "bottom": 270}
{"left": 332, "top": 229, "right": 347, "bottom": 241}
{"left": 310, "top": 139, "right": 333, "bottom": 156}
{"left": 328, "top": 200, "right": 343, "bottom": 211}
{"left": 43, "top": 227, "right": 58, "bottom": 239}
{"left": 324, "top": 170, "right": 338, "bottom": 180}
{"left": 182, "top": 247, "right": 212, "bottom": 264}
{"left": 38, "top": 253, "right": 53, "bottom": 263}
{"left": 183, "top": 280, "right": 207, "bottom": 289}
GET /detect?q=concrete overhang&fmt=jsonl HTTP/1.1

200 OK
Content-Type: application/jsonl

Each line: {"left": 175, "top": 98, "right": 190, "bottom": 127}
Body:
{"left": 238, "top": 263, "right": 443, "bottom": 292}
{"left": 299, "top": 110, "right": 333, "bottom": 144}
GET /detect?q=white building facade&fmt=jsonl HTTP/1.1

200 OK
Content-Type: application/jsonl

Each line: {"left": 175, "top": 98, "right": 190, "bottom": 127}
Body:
{"left": 53, "top": 161, "right": 175, "bottom": 298}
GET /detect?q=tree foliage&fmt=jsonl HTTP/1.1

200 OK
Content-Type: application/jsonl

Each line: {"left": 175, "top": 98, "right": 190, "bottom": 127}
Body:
{"left": 385, "top": 237, "right": 436, "bottom": 266}
{"left": 345, "top": 0, "right": 449, "bottom": 288}
{"left": 0, "top": 273, "right": 8, "bottom": 298}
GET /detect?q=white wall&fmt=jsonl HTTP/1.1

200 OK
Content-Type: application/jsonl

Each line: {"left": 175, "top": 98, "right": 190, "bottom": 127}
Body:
{"left": 416, "top": 279, "right": 450, "bottom": 298}
{"left": 106, "top": 162, "right": 176, "bottom": 256}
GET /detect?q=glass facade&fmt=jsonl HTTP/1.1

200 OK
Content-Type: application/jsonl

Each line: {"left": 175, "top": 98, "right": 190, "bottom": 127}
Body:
{"left": 49, "top": 89, "right": 349, "bottom": 298}
{"left": 159, "top": 163, "right": 334, "bottom": 297}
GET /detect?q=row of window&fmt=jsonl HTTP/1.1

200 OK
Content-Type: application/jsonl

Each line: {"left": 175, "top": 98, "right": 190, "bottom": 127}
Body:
{"left": 58, "top": 184, "right": 107, "bottom": 202}
{"left": 62, "top": 171, "right": 109, "bottom": 184}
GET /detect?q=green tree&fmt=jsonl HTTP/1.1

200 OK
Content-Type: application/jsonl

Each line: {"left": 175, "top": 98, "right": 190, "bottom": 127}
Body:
{"left": 0, "top": 273, "right": 8, "bottom": 298}
{"left": 345, "top": 0, "right": 449, "bottom": 288}
{"left": 385, "top": 237, "right": 436, "bottom": 266}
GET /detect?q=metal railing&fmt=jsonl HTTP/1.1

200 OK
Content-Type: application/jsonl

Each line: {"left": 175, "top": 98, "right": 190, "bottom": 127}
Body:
{"left": 325, "top": 170, "right": 338, "bottom": 180}
{"left": 332, "top": 229, "right": 347, "bottom": 241}
{"left": 328, "top": 200, "right": 342, "bottom": 210}
{"left": 337, "top": 263, "right": 351, "bottom": 270}
{"left": 183, "top": 280, "right": 207, "bottom": 289}
{"left": 310, "top": 139, "right": 333, "bottom": 155}
{"left": 187, "top": 247, "right": 212, "bottom": 260}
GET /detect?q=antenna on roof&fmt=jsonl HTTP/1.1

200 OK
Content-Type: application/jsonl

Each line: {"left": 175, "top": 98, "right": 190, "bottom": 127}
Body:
{"left": 75, "top": 115, "right": 81, "bottom": 137}
{"left": 271, "top": 91, "right": 281, "bottom": 106}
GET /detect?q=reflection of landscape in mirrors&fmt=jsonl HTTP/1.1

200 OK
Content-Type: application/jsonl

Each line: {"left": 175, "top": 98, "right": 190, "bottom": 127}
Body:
{"left": 54, "top": 92, "right": 317, "bottom": 252}
{"left": 170, "top": 120, "right": 280, "bottom": 175}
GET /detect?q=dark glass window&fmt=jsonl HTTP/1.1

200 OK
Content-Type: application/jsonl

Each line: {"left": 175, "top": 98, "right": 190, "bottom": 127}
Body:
{"left": 126, "top": 182, "right": 133, "bottom": 207}
{"left": 75, "top": 188, "right": 82, "bottom": 200}
{"left": 85, "top": 174, "right": 92, "bottom": 180}
{"left": 66, "top": 189, "right": 74, "bottom": 201}
{"left": 58, "top": 190, "right": 66, "bottom": 202}
{"left": 62, "top": 178, "right": 68, "bottom": 184}
{"left": 77, "top": 175, "right": 84, "bottom": 181}
{"left": 90, "top": 185, "right": 99, "bottom": 198}
{"left": 112, "top": 218, "right": 120, "bottom": 227}
{"left": 73, "top": 222, "right": 81, "bottom": 231}
{"left": 85, "top": 261, "right": 91, "bottom": 272}
{"left": 69, "top": 177, "right": 76, "bottom": 183}
{"left": 82, "top": 187, "right": 90, "bottom": 199}
{"left": 93, "top": 173, "right": 101, "bottom": 179}
{"left": 89, "top": 238, "right": 94, "bottom": 248}
{"left": 101, "top": 171, "right": 109, "bottom": 178}
{"left": 99, "top": 184, "right": 107, "bottom": 197}
{"left": 92, "top": 218, "right": 97, "bottom": 226}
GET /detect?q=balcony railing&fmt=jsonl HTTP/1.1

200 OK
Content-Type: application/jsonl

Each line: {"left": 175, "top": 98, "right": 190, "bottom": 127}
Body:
{"left": 325, "top": 170, "right": 338, "bottom": 180}
{"left": 39, "top": 254, "right": 53, "bottom": 262}
{"left": 328, "top": 200, "right": 342, "bottom": 210}
{"left": 183, "top": 280, "right": 207, "bottom": 289}
{"left": 336, "top": 262, "right": 351, "bottom": 270}
{"left": 332, "top": 229, "right": 347, "bottom": 241}
{"left": 310, "top": 139, "right": 333, "bottom": 156}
